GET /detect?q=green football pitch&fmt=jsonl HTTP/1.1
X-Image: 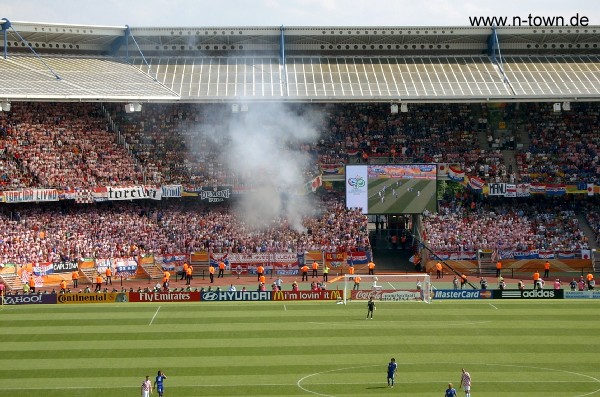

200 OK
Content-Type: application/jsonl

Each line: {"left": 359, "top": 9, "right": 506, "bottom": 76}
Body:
{"left": 1, "top": 300, "right": 599, "bottom": 397}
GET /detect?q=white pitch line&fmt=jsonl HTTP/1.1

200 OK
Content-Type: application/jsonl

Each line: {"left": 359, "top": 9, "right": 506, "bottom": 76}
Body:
{"left": 2, "top": 379, "right": 600, "bottom": 391}
{"left": 298, "top": 362, "right": 600, "bottom": 397}
{"left": 284, "top": 304, "right": 287, "bottom": 311}
{"left": 149, "top": 306, "right": 161, "bottom": 325}
{"left": 489, "top": 303, "right": 498, "bottom": 310}
{"left": 307, "top": 320, "right": 492, "bottom": 327}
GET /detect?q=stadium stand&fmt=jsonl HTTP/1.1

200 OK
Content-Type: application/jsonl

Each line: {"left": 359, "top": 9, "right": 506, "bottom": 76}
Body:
{"left": 0, "top": 102, "right": 145, "bottom": 188}
{"left": 423, "top": 196, "right": 590, "bottom": 252}
{"left": 516, "top": 102, "right": 600, "bottom": 184}
{"left": 584, "top": 205, "right": 600, "bottom": 245}
{"left": 0, "top": 194, "right": 370, "bottom": 264}
{"left": 0, "top": 22, "right": 598, "bottom": 283}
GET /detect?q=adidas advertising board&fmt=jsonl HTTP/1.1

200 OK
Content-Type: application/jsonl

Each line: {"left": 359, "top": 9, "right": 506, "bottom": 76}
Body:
{"left": 494, "top": 289, "right": 564, "bottom": 299}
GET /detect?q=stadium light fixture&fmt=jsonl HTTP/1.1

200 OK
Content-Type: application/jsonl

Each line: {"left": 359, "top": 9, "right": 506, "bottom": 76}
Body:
{"left": 240, "top": 104, "right": 249, "bottom": 112}
{"left": 400, "top": 103, "right": 408, "bottom": 113}
{"left": 0, "top": 101, "right": 11, "bottom": 112}
{"left": 231, "top": 104, "right": 239, "bottom": 113}
{"left": 553, "top": 103, "right": 561, "bottom": 113}
{"left": 390, "top": 104, "right": 398, "bottom": 114}
{"left": 124, "top": 102, "right": 142, "bottom": 113}
{"left": 562, "top": 101, "right": 571, "bottom": 111}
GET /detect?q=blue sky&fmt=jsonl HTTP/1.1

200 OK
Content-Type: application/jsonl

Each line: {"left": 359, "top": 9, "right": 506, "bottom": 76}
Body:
{"left": 1, "top": 0, "right": 598, "bottom": 27}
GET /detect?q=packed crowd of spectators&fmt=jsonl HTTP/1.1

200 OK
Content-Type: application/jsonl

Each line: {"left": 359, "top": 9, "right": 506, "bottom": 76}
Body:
{"left": 0, "top": 124, "right": 37, "bottom": 190}
{"left": 316, "top": 103, "right": 509, "bottom": 181}
{"left": 423, "top": 195, "right": 590, "bottom": 252}
{"left": 516, "top": 102, "right": 600, "bottom": 184}
{"left": 111, "top": 102, "right": 508, "bottom": 186}
{"left": 2, "top": 101, "right": 600, "bottom": 189}
{"left": 0, "top": 101, "right": 599, "bottom": 266}
{"left": 0, "top": 102, "right": 145, "bottom": 189}
{"left": 111, "top": 103, "right": 321, "bottom": 188}
{"left": 0, "top": 193, "right": 370, "bottom": 265}
{"left": 113, "top": 104, "right": 224, "bottom": 186}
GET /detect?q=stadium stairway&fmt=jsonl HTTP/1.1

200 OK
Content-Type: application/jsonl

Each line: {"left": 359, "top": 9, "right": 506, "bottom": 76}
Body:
{"left": 373, "top": 249, "right": 415, "bottom": 273}
{"left": 501, "top": 150, "right": 518, "bottom": 176}
{"left": 0, "top": 273, "right": 24, "bottom": 292}
{"left": 79, "top": 268, "right": 98, "bottom": 285}
{"left": 477, "top": 258, "right": 498, "bottom": 277}
{"left": 371, "top": 232, "right": 416, "bottom": 272}
{"left": 138, "top": 263, "right": 164, "bottom": 280}
{"left": 577, "top": 213, "right": 599, "bottom": 250}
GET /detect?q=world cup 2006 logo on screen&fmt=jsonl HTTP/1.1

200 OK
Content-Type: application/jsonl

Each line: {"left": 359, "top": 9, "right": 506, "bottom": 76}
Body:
{"left": 347, "top": 176, "right": 365, "bottom": 190}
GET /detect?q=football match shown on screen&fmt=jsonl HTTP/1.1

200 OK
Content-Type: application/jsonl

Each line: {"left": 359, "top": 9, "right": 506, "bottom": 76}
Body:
{"left": 346, "top": 164, "right": 437, "bottom": 214}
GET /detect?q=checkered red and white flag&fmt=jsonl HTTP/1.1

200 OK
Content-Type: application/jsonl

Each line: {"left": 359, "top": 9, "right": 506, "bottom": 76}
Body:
{"left": 75, "top": 189, "right": 93, "bottom": 204}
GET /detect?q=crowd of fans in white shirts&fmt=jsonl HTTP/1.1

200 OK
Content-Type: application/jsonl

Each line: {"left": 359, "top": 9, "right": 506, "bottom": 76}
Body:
{"left": 0, "top": 195, "right": 371, "bottom": 265}
{"left": 423, "top": 195, "right": 591, "bottom": 253}
{"left": 1, "top": 102, "right": 513, "bottom": 190}
{"left": 0, "top": 103, "right": 144, "bottom": 190}
{"left": 2, "top": 101, "right": 599, "bottom": 189}
{"left": 516, "top": 102, "right": 600, "bottom": 184}
{"left": 316, "top": 103, "right": 509, "bottom": 182}
{"left": 0, "top": 101, "right": 599, "bottom": 267}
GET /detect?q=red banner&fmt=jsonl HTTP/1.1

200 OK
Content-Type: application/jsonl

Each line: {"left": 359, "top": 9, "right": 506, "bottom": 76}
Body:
{"left": 324, "top": 252, "right": 346, "bottom": 272}
{"left": 128, "top": 291, "right": 201, "bottom": 302}
{"left": 272, "top": 290, "right": 343, "bottom": 301}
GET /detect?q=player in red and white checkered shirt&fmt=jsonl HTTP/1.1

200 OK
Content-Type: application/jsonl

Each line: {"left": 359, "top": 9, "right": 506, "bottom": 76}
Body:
{"left": 460, "top": 368, "right": 471, "bottom": 397}
{"left": 141, "top": 375, "right": 152, "bottom": 397}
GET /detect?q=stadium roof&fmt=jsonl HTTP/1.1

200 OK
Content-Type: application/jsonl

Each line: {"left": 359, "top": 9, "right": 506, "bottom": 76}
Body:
{"left": 2, "top": 19, "right": 600, "bottom": 103}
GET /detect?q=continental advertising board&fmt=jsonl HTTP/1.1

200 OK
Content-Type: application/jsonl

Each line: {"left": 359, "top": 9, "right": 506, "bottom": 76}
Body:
{"left": 56, "top": 292, "right": 129, "bottom": 304}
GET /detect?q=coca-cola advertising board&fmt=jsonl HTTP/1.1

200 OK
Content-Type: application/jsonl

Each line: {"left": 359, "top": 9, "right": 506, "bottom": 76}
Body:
{"left": 351, "top": 289, "right": 422, "bottom": 301}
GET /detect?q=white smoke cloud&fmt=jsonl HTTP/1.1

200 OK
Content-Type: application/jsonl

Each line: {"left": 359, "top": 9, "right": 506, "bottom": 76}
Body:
{"left": 225, "top": 103, "right": 323, "bottom": 232}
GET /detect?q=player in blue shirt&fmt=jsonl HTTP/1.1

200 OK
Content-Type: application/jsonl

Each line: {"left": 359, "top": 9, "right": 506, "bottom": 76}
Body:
{"left": 445, "top": 382, "right": 457, "bottom": 397}
{"left": 387, "top": 358, "right": 397, "bottom": 388}
{"left": 154, "top": 370, "right": 167, "bottom": 397}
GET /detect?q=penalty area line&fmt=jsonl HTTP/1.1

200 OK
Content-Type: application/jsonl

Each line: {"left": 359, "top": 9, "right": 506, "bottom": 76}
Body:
{"left": 489, "top": 303, "right": 498, "bottom": 310}
{"left": 149, "top": 306, "right": 161, "bottom": 325}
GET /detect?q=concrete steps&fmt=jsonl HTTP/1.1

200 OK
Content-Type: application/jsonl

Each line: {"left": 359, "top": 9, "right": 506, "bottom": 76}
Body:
{"left": 577, "top": 212, "right": 599, "bottom": 250}
{"left": 79, "top": 268, "right": 96, "bottom": 284}
{"left": 138, "top": 263, "right": 164, "bottom": 279}
{"left": 0, "top": 273, "right": 24, "bottom": 292}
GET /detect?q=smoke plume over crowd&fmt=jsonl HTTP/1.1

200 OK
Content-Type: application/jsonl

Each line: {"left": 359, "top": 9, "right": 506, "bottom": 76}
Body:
{"left": 191, "top": 103, "right": 325, "bottom": 232}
